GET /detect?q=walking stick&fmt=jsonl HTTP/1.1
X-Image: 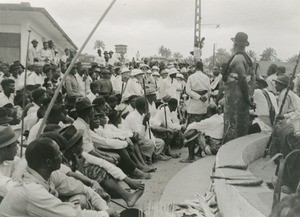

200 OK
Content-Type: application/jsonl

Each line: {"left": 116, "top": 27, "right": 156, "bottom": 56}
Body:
{"left": 20, "top": 28, "right": 31, "bottom": 157}
{"left": 265, "top": 52, "right": 300, "bottom": 155}
{"left": 142, "top": 77, "right": 151, "bottom": 139}
{"left": 36, "top": 0, "right": 118, "bottom": 138}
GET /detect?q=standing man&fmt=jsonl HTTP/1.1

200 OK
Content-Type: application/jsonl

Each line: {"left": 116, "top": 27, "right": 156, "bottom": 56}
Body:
{"left": 27, "top": 39, "right": 40, "bottom": 66}
{"left": 222, "top": 32, "right": 255, "bottom": 143}
{"left": 95, "top": 49, "right": 106, "bottom": 66}
{"left": 38, "top": 41, "right": 52, "bottom": 65}
{"left": 210, "top": 66, "right": 222, "bottom": 102}
{"left": 186, "top": 61, "right": 210, "bottom": 124}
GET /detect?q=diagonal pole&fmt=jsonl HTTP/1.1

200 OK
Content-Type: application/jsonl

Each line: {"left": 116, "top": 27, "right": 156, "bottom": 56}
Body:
{"left": 36, "top": 0, "right": 117, "bottom": 138}
{"left": 20, "top": 28, "right": 31, "bottom": 157}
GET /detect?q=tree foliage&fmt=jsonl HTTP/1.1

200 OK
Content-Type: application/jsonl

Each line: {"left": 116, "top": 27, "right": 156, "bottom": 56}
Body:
{"left": 203, "top": 48, "right": 231, "bottom": 71}
{"left": 158, "top": 45, "right": 172, "bottom": 58}
{"left": 260, "top": 47, "right": 278, "bottom": 62}
{"left": 247, "top": 50, "right": 257, "bottom": 60}
{"left": 94, "top": 40, "right": 106, "bottom": 50}
{"left": 173, "top": 52, "right": 183, "bottom": 61}
{"left": 286, "top": 54, "right": 299, "bottom": 63}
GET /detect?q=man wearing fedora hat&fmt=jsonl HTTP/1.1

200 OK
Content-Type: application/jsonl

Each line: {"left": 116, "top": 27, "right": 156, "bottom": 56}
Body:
{"left": 275, "top": 75, "right": 300, "bottom": 132}
{"left": 121, "top": 69, "right": 144, "bottom": 102}
{"left": 222, "top": 32, "right": 255, "bottom": 143}
{"left": 0, "top": 137, "right": 119, "bottom": 217}
{"left": 0, "top": 126, "right": 21, "bottom": 201}
{"left": 160, "top": 68, "right": 179, "bottom": 102}
{"left": 180, "top": 104, "right": 224, "bottom": 163}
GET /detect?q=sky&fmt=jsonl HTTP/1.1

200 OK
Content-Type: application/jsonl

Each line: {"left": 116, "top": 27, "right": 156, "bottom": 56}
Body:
{"left": 4, "top": 0, "right": 300, "bottom": 61}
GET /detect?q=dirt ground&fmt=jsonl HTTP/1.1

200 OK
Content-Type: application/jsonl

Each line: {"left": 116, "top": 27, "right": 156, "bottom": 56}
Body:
{"left": 110, "top": 148, "right": 189, "bottom": 211}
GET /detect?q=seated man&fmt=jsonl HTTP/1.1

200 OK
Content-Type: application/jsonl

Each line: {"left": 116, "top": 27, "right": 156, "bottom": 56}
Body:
{"left": 269, "top": 118, "right": 300, "bottom": 194}
{"left": 122, "top": 97, "right": 170, "bottom": 162}
{"left": 180, "top": 104, "right": 224, "bottom": 163}
{"left": 0, "top": 126, "right": 23, "bottom": 202}
{"left": 0, "top": 137, "right": 119, "bottom": 217}
{"left": 150, "top": 98, "right": 184, "bottom": 156}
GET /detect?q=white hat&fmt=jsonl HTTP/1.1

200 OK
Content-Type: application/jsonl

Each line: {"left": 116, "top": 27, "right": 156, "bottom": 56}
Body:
{"left": 168, "top": 68, "right": 178, "bottom": 75}
{"left": 131, "top": 69, "right": 144, "bottom": 77}
{"left": 180, "top": 67, "right": 187, "bottom": 73}
{"left": 139, "top": 64, "right": 150, "bottom": 69}
{"left": 152, "top": 66, "right": 159, "bottom": 71}
{"left": 146, "top": 69, "right": 152, "bottom": 74}
{"left": 120, "top": 67, "right": 130, "bottom": 74}
{"left": 161, "top": 69, "right": 169, "bottom": 75}
{"left": 152, "top": 71, "right": 160, "bottom": 77}
{"left": 176, "top": 73, "right": 184, "bottom": 79}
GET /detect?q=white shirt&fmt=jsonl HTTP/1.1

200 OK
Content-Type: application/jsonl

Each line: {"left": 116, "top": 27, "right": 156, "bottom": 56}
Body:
{"left": 160, "top": 77, "right": 178, "bottom": 100}
{"left": 87, "top": 92, "right": 97, "bottom": 103}
{"left": 26, "top": 72, "right": 44, "bottom": 86}
{"left": 253, "top": 89, "right": 279, "bottom": 117}
{"left": 122, "top": 109, "right": 154, "bottom": 142}
{"left": 0, "top": 92, "right": 14, "bottom": 107}
{"left": 151, "top": 106, "right": 181, "bottom": 130}
{"left": 122, "top": 78, "right": 143, "bottom": 101}
{"left": 73, "top": 118, "right": 94, "bottom": 153}
{"left": 278, "top": 88, "right": 300, "bottom": 132}
{"left": 186, "top": 114, "right": 224, "bottom": 139}
{"left": 110, "top": 74, "right": 122, "bottom": 94}
{"left": 186, "top": 70, "right": 211, "bottom": 114}
{"left": 266, "top": 74, "right": 277, "bottom": 94}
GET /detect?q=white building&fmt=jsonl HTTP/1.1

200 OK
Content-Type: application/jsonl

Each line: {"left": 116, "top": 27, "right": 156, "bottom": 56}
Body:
{"left": 0, "top": 2, "right": 77, "bottom": 65}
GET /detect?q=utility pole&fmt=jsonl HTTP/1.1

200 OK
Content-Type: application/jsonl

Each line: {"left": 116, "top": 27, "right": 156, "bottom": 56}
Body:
{"left": 194, "top": 0, "right": 202, "bottom": 62}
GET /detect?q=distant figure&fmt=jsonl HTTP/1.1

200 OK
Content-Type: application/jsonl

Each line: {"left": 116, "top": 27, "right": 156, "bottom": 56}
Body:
{"left": 222, "top": 32, "right": 255, "bottom": 143}
{"left": 27, "top": 39, "right": 40, "bottom": 66}
{"left": 266, "top": 63, "right": 278, "bottom": 94}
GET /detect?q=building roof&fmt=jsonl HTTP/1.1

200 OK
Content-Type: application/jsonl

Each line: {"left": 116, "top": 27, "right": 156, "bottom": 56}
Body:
{"left": 0, "top": 2, "right": 77, "bottom": 50}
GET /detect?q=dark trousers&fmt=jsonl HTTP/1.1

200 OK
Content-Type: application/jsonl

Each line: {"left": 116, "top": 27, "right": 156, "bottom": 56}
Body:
{"left": 103, "top": 148, "right": 136, "bottom": 175}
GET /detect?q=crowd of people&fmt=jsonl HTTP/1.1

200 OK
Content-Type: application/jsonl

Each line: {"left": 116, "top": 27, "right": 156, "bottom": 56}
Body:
{"left": 0, "top": 32, "right": 300, "bottom": 216}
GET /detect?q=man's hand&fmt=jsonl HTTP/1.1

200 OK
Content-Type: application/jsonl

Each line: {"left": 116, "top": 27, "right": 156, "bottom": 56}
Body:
{"left": 142, "top": 113, "right": 151, "bottom": 126}
{"left": 106, "top": 209, "right": 120, "bottom": 217}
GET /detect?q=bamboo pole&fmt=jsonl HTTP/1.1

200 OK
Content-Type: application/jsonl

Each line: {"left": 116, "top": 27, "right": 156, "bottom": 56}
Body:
{"left": 36, "top": 0, "right": 117, "bottom": 138}
{"left": 20, "top": 28, "right": 32, "bottom": 157}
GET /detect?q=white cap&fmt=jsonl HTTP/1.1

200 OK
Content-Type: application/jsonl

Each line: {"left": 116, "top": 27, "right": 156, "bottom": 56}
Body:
{"left": 152, "top": 66, "right": 159, "bottom": 71}
{"left": 160, "top": 69, "right": 169, "bottom": 75}
{"left": 131, "top": 69, "right": 144, "bottom": 77}
{"left": 146, "top": 69, "right": 152, "bottom": 74}
{"left": 139, "top": 64, "right": 150, "bottom": 69}
{"left": 152, "top": 71, "right": 160, "bottom": 77}
{"left": 120, "top": 67, "right": 130, "bottom": 74}
{"left": 176, "top": 73, "right": 184, "bottom": 79}
{"left": 168, "top": 67, "right": 178, "bottom": 75}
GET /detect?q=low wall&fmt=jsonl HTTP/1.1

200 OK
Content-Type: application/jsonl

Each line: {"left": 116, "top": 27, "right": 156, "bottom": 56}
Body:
{"left": 215, "top": 133, "right": 273, "bottom": 217}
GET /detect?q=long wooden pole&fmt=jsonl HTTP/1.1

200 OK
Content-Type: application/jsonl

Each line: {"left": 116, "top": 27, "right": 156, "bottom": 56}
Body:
{"left": 36, "top": 0, "right": 117, "bottom": 138}
{"left": 20, "top": 28, "right": 31, "bottom": 157}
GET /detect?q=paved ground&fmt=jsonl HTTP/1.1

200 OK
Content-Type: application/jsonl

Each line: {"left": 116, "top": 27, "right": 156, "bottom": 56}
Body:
{"left": 110, "top": 148, "right": 189, "bottom": 211}
{"left": 110, "top": 148, "right": 216, "bottom": 213}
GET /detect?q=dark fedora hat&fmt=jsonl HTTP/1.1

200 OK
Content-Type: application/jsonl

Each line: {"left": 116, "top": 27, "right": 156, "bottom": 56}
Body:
{"left": 231, "top": 32, "right": 250, "bottom": 46}
{"left": 274, "top": 75, "right": 289, "bottom": 86}
{"left": 0, "top": 125, "right": 21, "bottom": 148}
{"left": 75, "top": 97, "right": 95, "bottom": 112}
{"left": 31, "top": 39, "right": 38, "bottom": 43}
{"left": 59, "top": 125, "right": 84, "bottom": 150}
{"left": 0, "top": 107, "right": 13, "bottom": 125}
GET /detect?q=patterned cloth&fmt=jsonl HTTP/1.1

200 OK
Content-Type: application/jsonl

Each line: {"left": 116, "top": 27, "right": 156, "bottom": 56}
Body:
{"left": 82, "top": 164, "right": 108, "bottom": 184}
